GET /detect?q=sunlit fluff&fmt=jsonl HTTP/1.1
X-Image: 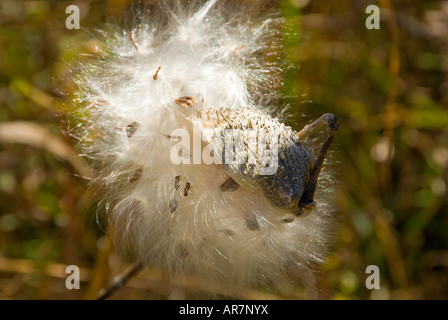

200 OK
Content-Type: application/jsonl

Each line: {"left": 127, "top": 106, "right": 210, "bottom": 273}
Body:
{"left": 72, "top": 0, "right": 336, "bottom": 298}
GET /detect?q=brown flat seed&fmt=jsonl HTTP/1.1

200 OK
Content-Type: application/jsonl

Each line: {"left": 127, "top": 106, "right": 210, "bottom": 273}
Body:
{"left": 175, "top": 96, "right": 195, "bottom": 108}
{"left": 184, "top": 182, "right": 191, "bottom": 196}
{"left": 178, "top": 241, "right": 188, "bottom": 259}
{"left": 174, "top": 175, "right": 181, "bottom": 190}
{"left": 281, "top": 215, "right": 294, "bottom": 223}
{"left": 129, "top": 166, "right": 143, "bottom": 183}
{"left": 220, "top": 177, "right": 240, "bottom": 192}
{"left": 126, "top": 122, "right": 139, "bottom": 138}
{"left": 169, "top": 198, "right": 178, "bottom": 213}
{"left": 220, "top": 229, "right": 235, "bottom": 237}
{"left": 245, "top": 212, "right": 260, "bottom": 231}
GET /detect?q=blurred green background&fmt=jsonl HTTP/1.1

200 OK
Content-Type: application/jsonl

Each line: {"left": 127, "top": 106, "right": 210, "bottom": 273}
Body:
{"left": 0, "top": 0, "right": 447, "bottom": 299}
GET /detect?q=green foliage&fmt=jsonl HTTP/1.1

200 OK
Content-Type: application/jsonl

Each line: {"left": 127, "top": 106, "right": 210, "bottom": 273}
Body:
{"left": 0, "top": 0, "right": 447, "bottom": 299}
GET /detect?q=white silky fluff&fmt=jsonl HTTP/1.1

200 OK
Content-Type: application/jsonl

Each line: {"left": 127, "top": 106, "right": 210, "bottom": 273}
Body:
{"left": 72, "top": 0, "right": 336, "bottom": 298}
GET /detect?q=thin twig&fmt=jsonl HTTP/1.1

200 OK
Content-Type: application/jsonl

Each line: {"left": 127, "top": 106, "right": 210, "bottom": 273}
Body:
{"left": 96, "top": 261, "right": 144, "bottom": 300}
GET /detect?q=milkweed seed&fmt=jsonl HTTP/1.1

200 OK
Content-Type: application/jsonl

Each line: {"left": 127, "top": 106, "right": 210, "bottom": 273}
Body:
{"left": 129, "top": 166, "right": 143, "bottom": 183}
{"left": 184, "top": 182, "right": 191, "bottom": 196}
{"left": 281, "top": 215, "right": 294, "bottom": 223}
{"left": 126, "top": 122, "right": 139, "bottom": 138}
{"left": 169, "top": 198, "right": 179, "bottom": 213}
{"left": 245, "top": 212, "right": 260, "bottom": 231}
{"left": 160, "top": 133, "right": 180, "bottom": 141}
{"left": 178, "top": 241, "right": 189, "bottom": 259}
{"left": 219, "top": 229, "right": 235, "bottom": 237}
{"left": 175, "top": 96, "right": 195, "bottom": 108}
{"left": 220, "top": 177, "right": 240, "bottom": 192}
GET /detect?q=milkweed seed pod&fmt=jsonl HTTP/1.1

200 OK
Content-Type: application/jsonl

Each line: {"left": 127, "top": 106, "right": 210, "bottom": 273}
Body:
{"left": 71, "top": 0, "right": 338, "bottom": 298}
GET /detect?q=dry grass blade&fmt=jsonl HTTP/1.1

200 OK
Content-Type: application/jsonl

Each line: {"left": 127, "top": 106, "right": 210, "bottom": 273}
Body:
{"left": 0, "top": 121, "right": 95, "bottom": 180}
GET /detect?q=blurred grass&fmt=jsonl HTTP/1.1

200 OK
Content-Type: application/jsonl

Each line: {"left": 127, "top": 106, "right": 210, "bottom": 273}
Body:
{"left": 0, "top": 0, "right": 447, "bottom": 299}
